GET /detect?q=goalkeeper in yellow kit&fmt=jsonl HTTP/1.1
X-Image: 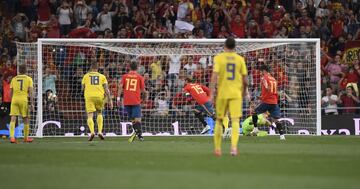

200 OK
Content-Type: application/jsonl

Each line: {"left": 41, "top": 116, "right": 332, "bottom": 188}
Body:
{"left": 82, "top": 62, "right": 113, "bottom": 141}
{"left": 9, "top": 64, "right": 34, "bottom": 143}
{"left": 210, "top": 38, "right": 248, "bottom": 156}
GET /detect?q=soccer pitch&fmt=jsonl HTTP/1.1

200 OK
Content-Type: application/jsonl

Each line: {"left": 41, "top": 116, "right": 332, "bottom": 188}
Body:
{"left": 0, "top": 136, "right": 359, "bottom": 189}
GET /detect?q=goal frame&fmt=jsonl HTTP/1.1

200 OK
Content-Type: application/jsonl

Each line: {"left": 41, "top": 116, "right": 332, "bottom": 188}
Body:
{"left": 36, "top": 38, "right": 321, "bottom": 136}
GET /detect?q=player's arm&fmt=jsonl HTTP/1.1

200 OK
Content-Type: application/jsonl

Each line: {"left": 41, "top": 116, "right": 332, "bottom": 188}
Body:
{"left": 10, "top": 88, "right": 13, "bottom": 101}
{"left": 210, "top": 56, "right": 220, "bottom": 101}
{"left": 240, "top": 58, "right": 249, "bottom": 98}
{"left": 29, "top": 86, "right": 35, "bottom": 111}
{"left": 81, "top": 76, "right": 85, "bottom": 92}
{"left": 103, "top": 83, "right": 113, "bottom": 109}
{"left": 202, "top": 85, "right": 211, "bottom": 97}
{"left": 117, "top": 78, "right": 124, "bottom": 106}
{"left": 242, "top": 75, "right": 249, "bottom": 98}
{"left": 262, "top": 79, "right": 269, "bottom": 90}
{"left": 210, "top": 72, "right": 218, "bottom": 102}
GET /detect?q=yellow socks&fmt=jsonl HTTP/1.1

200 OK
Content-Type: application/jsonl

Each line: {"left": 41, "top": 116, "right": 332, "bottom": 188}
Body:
{"left": 87, "top": 118, "right": 95, "bottom": 134}
{"left": 222, "top": 116, "right": 230, "bottom": 129}
{"left": 214, "top": 119, "right": 223, "bottom": 151}
{"left": 9, "top": 121, "right": 15, "bottom": 138}
{"left": 97, "top": 114, "right": 103, "bottom": 134}
{"left": 23, "top": 123, "right": 30, "bottom": 139}
{"left": 231, "top": 118, "right": 240, "bottom": 149}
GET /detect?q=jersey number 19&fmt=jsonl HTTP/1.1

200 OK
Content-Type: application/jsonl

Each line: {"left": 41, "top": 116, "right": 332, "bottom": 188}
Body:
{"left": 125, "top": 78, "right": 138, "bottom": 91}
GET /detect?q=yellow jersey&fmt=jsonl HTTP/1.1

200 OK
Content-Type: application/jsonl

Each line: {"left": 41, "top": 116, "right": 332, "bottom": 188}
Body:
{"left": 82, "top": 72, "right": 108, "bottom": 98}
{"left": 150, "top": 61, "right": 162, "bottom": 80}
{"left": 213, "top": 52, "right": 248, "bottom": 99}
{"left": 10, "top": 75, "right": 33, "bottom": 101}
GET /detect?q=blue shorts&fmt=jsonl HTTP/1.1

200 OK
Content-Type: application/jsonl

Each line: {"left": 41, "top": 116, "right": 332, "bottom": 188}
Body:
{"left": 255, "top": 103, "right": 281, "bottom": 119}
{"left": 124, "top": 105, "right": 141, "bottom": 119}
{"left": 195, "top": 101, "right": 214, "bottom": 116}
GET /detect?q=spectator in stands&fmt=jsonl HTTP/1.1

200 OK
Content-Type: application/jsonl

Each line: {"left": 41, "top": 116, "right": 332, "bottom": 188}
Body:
{"left": 322, "top": 87, "right": 340, "bottom": 115}
{"left": 168, "top": 54, "right": 181, "bottom": 91}
{"left": 183, "top": 56, "right": 197, "bottom": 75}
{"left": 11, "top": 13, "right": 28, "bottom": 41}
{"left": 35, "top": 0, "right": 54, "bottom": 24}
{"left": 339, "top": 86, "right": 360, "bottom": 114}
{"left": 325, "top": 54, "right": 343, "bottom": 92}
{"left": 74, "top": 0, "right": 90, "bottom": 27}
{"left": 97, "top": 3, "right": 118, "bottom": 32}
{"left": 142, "top": 91, "right": 154, "bottom": 116}
{"left": 154, "top": 92, "right": 169, "bottom": 116}
{"left": 171, "top": 91, "right": 188, "bottom": 116}
{"left": 57, "top": 1, "right": 73, "bottom": 36}
{"left": 2, "top": 59, "right": 16, "bottom": 77}
{"left": 177, "top": 0, "right": 192, "bottom": 21}
{"left": 150, "top": 57, "right": 162, "bottom": 83}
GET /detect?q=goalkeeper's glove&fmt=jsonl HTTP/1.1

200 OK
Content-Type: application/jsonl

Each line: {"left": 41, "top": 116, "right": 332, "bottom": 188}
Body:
{"left": 223, "top": 128, "right": 232, "bottom": 139}
{"left": 250, "top": 127, "right": 259, "bottom": 135}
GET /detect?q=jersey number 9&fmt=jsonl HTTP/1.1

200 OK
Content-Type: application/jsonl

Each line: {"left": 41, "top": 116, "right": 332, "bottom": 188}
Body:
{"left": 226, "top": 63, "right": 235, "bottom": 80}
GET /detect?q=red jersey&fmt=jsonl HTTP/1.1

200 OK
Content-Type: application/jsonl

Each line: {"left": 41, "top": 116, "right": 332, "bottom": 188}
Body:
{"left": 261, "top": 73, "right": 278, "bottom": 104}
{"left": 183, "top": 83, "right": 210, "bottom": 105}
{"left": 121, "top": 71, "right": 145, "bottom": 105}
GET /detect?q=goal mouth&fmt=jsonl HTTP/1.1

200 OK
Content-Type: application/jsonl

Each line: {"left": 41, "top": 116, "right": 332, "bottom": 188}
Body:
{"left": 15, "top": 38, "right": 321, "bottom": 137}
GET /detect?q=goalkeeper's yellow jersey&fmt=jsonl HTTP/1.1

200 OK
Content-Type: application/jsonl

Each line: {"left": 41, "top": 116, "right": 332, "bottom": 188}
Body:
{"left": 213, "top": 52, "right": 248, "bottom": 99}
{"left": 10, "top": 75, "right": 33, "bottom": 101}
{"left": 82, "top": 72, "right": 108, "bottom": 98}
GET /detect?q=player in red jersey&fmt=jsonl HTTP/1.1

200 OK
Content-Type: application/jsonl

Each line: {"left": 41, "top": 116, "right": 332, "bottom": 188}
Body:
{"left": 252, "top": 64, "right": 286, "bottom": 140}
{"left": 118, "top": 61, "right": 145, "bottom": 142}
{"left": 183, "top": 77, "right": 215, "bottom": 134}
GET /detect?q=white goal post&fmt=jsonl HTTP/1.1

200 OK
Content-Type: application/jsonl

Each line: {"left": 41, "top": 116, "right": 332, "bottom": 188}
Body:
{"left": 15, "top": 38, "right": 321, "bottom": 137}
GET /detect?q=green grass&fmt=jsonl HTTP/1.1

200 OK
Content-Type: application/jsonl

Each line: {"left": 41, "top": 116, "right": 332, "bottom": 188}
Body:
{"left": 0, "top": 136, "right": 359, "bottom": 189}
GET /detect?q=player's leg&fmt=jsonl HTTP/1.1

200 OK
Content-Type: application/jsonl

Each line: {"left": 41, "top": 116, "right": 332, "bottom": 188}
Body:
{"left": 87, "top": 112, "right": 95, "bottom": 141}
{"left": 133, "top": 105, "right": 143, "bottom": 140}
{"left": 9, "top": 102, "right": 19, "bottom": 143}
{"left": 22, "top": 116, "right": 33, "bottom": 142}
{"left": 85, "top": 98, "right": 96, "bottom": 141}
{"left": 125, "top": 106, "right": 137, "bottom": 143}
{"left": 228, "top": 98, "right": 242, "bottom": 156}
{"left": 270, "top": 105, "right": 285, "bottom": 140}
{"left": 95, "top": 98, "right": 105, "bottom": 140}
{"left": 9, "top": 116, "right": 17, "bottom": 143}
{"left": 222, "top": 116, "right": 231, "bottom": 139}
{"left": 193, "top": 108, "right": 208, "bottom": 134}
{"left": 214, "top": 99, "right": 227, "bottom": 156}
{"left": 252, "top": 103, "right": 267, "bottom": 134}
{"left": 21, "top": 102, "right": 33, "bottom": 142}
{"left": 197, "top": 102, "right": 213, "bottom": 134}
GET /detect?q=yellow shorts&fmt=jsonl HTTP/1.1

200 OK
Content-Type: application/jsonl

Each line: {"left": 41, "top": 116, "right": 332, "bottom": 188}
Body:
{"left": 85, "top": 97, "right": 105, "bottom": 113}
{"left": 10, "top": 99, "right": 29, "bottom": 117}
{"left": 216, "top": 98, "right": 243, "bottom": 119}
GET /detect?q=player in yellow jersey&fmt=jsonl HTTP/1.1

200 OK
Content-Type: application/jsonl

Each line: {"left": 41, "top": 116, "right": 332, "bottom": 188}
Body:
{"left": 82, "top": 62, "right": 113, "bottom": 141}
{"left": 9, "top": 64, "right": 34, "bottom": 143}
{"left": 210, "top": 38, "right": 248, "bottom": 156}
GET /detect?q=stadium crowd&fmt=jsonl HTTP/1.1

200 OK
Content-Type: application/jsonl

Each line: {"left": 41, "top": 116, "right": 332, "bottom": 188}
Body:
{"left": 0, "top": 0, "right": 359, "bottom": 116}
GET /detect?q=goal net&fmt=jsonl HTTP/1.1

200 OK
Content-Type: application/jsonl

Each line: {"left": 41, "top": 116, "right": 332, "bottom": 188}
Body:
{"left": 16, "top": 39, "right": 320, "bottom": 137}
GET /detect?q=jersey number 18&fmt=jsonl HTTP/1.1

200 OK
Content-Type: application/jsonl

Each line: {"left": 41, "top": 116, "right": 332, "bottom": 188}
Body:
{"left": 90, "top": 76, "right": 99, "bottom": 85}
